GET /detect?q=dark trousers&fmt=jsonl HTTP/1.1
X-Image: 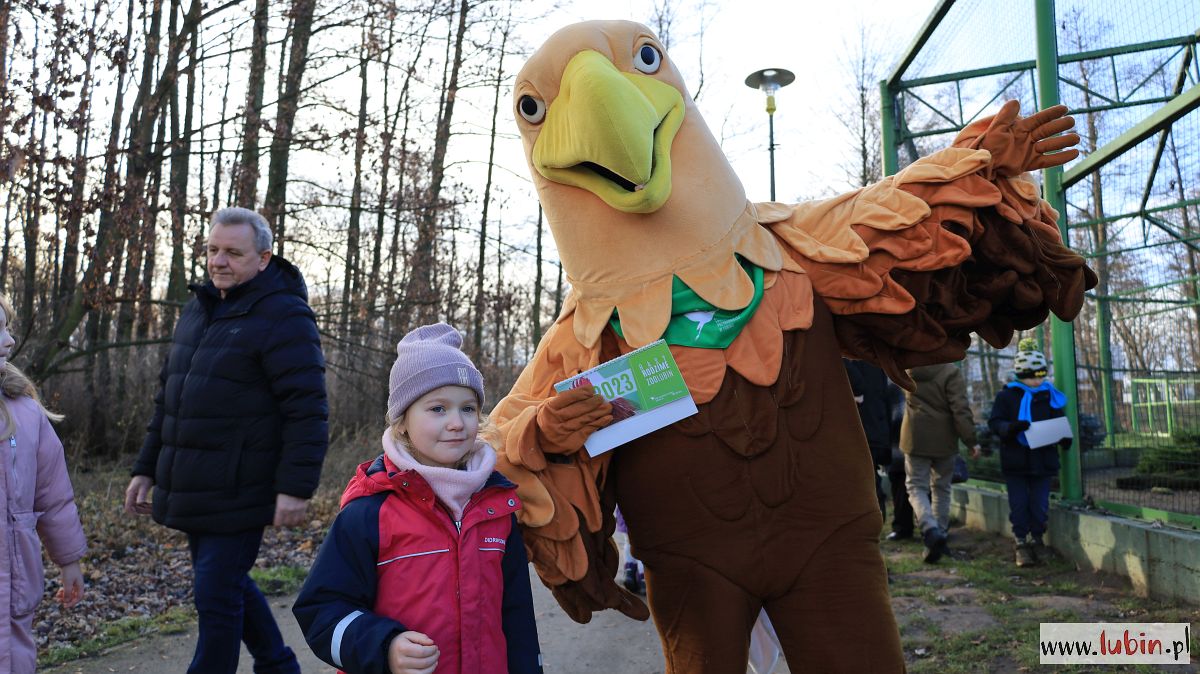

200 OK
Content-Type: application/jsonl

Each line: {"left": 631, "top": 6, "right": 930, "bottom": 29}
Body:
{"left": 873, "top": 472, "right": 887, "bottom": 519}
{"left": 1004, "top": 475, "right": 1052, "bottom": 541}
{"left": 888, "top": 452, "right": 914, "bottom": 535}
{"left": 187, "top": 528, "right": 299, "bottom": 674}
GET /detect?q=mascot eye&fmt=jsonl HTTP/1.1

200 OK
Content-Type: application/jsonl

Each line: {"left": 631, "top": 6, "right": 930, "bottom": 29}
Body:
{"left": 517, "top": 95, "right": 546, "bottom": 124}
{"left": 632, "top": 44, "right": 662, "bottom": 74}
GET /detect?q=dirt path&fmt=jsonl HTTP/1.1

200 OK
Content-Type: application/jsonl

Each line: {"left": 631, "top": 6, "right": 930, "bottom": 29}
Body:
{"left": 43, "top": 565, "right": 665, "bottom": 674}
{"left": 42, "top": 526, "right": 1199, "bottom": 673}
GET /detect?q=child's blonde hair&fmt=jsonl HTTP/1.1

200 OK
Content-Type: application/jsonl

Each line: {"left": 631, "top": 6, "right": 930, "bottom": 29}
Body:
{"left": 0, "top": 294, "right": 64, "bottom": 436}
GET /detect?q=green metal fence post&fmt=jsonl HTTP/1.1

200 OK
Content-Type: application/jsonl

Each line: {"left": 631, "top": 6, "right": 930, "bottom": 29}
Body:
{"left": 1165, "top": 377, "right": 1175, "bottom": 436}
{"left": 1131, "top": 381, "right": 1140, "bottom": 433}
{"left": 1098, "top": 303, "right": 1117, "bottom": 442}
{"left": 880, "top": 80, "right": 899, "bottom": 177}
{"left": 1036, "top": 0, "right": 1083, "bottom": 502}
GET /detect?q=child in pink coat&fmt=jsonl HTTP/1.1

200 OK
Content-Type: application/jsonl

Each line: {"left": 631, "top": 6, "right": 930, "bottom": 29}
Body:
{"left": 0, "top": 294, "right": 86, "bottom": 672}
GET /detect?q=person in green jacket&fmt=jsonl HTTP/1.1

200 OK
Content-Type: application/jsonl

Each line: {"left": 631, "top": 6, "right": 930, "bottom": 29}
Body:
{"left": 900, "top": 363, "right": 981, "bottom": 563}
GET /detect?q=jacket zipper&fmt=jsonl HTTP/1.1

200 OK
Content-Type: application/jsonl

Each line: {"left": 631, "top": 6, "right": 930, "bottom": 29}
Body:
{"left": 7, "top": 435, "right": 15, "bottom": 496}
{"left": 436, "top": 485, "right": 504, "bottom": 671}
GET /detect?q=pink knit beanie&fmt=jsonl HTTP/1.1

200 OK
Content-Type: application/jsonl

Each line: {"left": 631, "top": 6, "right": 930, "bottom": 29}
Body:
{"left": 387, "top": 324, "right": 485, "bottom": 423}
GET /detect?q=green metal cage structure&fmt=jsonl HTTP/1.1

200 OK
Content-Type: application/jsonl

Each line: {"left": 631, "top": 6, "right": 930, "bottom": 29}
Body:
{"left": 882, "top": 0, "right": 1200, "bottom": 527}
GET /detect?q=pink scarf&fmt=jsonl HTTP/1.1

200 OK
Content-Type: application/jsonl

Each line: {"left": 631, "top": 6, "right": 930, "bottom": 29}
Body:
{"left": 381, "top": 431, "right": 497, "bottom": 521}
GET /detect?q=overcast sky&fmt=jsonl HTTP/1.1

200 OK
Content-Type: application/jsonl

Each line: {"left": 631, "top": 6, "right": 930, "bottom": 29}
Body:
{"left": 509, "top": 0, "right": 940, "bottom": 201}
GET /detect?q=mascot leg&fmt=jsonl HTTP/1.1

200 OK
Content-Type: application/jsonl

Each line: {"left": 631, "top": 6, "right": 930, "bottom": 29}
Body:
{"left": 642, "top": 554, "right": 759, "bottom": 673}
{"left": 612, "top": 309, "right": 905, "bottom": 672}
{"left": 766, "top": 510, "right": 906, "bottom": 672}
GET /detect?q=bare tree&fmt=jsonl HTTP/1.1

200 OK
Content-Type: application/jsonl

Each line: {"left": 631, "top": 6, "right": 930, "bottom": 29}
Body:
{"left": 342, "top": 29, "right": 370, "bottom": 331}
{"left": 234, "top": 0, "right": 269, "bottom": 205}
{"left": 405, "top": 0, "right": 472, "bottom": 325}
{"left": 262, "top": 0, "right": 316, "bottom": 255}
{"left": 835, "top": 22, "right": 885, "bottom": 189}
{"left": 473, "top": 9, "right": 511, "bottom": 359}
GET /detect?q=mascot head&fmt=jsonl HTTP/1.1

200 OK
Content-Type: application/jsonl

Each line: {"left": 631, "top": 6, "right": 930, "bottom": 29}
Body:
{"left": 513, "top": 20, "right": 782, "bottom": 347}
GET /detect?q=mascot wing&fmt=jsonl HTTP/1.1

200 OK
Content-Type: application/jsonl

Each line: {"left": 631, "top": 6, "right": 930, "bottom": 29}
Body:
{"left": 758, "top": 101, "right": 1097, "bottom": 388}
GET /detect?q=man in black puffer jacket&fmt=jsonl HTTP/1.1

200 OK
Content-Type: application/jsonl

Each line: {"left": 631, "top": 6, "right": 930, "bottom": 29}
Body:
{"left": 125, "top": 207, "right": 328, "bottom": 674}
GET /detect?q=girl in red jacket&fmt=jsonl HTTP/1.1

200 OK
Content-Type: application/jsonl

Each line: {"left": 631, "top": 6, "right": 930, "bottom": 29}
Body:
{"left": 294, "top": 323, "right": 542, "bottom": 674}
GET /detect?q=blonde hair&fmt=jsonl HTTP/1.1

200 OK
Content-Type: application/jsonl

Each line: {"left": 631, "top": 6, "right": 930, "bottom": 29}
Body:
{"left": 0, "top": 294, "right": 63, "bottom": 437}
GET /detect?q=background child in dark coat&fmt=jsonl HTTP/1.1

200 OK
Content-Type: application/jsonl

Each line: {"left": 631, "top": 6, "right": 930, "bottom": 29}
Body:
{"left": 988, "top": 339, "right": 1071, "bottom": 567}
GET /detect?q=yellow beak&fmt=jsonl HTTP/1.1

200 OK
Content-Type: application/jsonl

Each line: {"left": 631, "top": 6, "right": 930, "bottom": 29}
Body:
{"left": 533, "top": 50, "right": 685, "bottom": 214}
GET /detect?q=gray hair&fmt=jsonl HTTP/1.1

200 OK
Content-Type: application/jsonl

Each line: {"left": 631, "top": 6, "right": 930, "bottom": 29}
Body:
{"left": 211, "top": 207, "right": 273, "bottom": 253}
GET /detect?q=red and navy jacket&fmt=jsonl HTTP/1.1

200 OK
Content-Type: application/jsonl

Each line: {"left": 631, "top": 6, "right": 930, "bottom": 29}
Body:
{"left": 293, "top": 455, "right": 543, "bottom": 674}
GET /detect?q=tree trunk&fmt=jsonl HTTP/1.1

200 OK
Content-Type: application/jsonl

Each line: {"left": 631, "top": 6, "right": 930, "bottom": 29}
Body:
{"left": 404, "top": 0, "right": 470, "bottom": 325}
{"left": 554, "top": 261, "right": 563, "bottom": 317}
{"left": 21, "top": 24, "right": 45, "bottom": 335}
{"left": 137, "top": 113, "right": 167, "bottom": 340}
{"left": 210, "top": 31, "right": 236, "bottom": 217}
{"left": 58, "top": 1, "right": 103, "bottom": 323}
{"left": 533, "top": 206, "right": 543, "bottom": 344}
{"left": 492, "top": 217, "right": 502, "bottom": 366}
{"left": 165, "top": 16, "right": 197, "bottom": 328}
{"left": 367, "top": 12, "right": 399, "bottom": 323}
{"left": 262, "top": 0, "right": 316, "bottom": 255}
{"left": 473, "top": 16, "right": 509, "bottom": 360}
{"left": 234, "top": 0, "right": 269, "bottom": 206}
{"left": 341, "top": 36, "right": 369, "bottom": 332}
{"left": 384, "top": 10, "right": 434, "bottom": 339}
{"left": 0, "top": 1, "right": 12, "bottom": 169}
{"left": 113, "top": 0, "right": 166, "bottom": 347}
{"left": 0, "top": 189, "right": 14, "bottom": 290}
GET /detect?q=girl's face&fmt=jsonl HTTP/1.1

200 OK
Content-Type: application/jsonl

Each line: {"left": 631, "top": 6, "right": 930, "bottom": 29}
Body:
{"left": 1020, "top": 376, "right": 1045, "bottom": 388}
{"left": 0, "top": 312, "right": 14, "bottom": 369}
{"left": 395, "top": 385, "right": 480, "bottom": 468}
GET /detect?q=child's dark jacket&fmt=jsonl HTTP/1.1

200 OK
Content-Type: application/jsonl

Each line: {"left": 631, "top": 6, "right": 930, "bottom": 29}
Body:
{"left": 293, "top": 455, "right": 542, "bottom": 674}
{"left": 988, "top": 385, "right": 1065, "bottom": 477}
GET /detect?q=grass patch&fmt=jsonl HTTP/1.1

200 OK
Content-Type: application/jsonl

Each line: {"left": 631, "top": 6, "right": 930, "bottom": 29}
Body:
{"left": 39, "top": 606, "right": 195, "bottom": 667}
{"left": 944, "top": 546, "right": 1075, "bottom": 596}
{"left": 981, "top": 594, "right": 1027, "bottom": 622}
{"left": 907, "top": 627, "right": 1035, "bottom": 674}
{"left": 882, "top": 551, "right": 929, "bottom": 576}
{"left": 888, "top": 582, "right": 939, "bottom": 601}
{"left": 900, "top": 614, "right": 942, "bottom": 639}
{"left": 250, "top": 565, "right": 310, "bottom": 596}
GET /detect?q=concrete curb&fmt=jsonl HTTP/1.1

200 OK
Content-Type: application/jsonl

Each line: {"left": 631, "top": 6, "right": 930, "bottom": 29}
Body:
{"left": 950, "top": 483, "right": 1200, "bottom": 604}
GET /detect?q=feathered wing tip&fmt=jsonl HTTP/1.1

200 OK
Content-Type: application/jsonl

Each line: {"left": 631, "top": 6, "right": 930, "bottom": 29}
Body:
{"left": 761, "top": 141, "right": 1096, "bottom": 389}
{"left": 560, "top": 203, "right": 786, "bottom": 348}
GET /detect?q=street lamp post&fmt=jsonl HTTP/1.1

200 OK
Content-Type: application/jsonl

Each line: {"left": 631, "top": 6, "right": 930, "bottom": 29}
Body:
{"left": 745, "top": 68, "right": 795, "bottom": 201}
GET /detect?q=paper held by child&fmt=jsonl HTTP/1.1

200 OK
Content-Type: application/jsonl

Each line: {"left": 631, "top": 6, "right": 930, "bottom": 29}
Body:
{"left": 554, "top": 340, "right": 698, "bottom": 456}
{"left": 1024, "top": 416, "right": 1073, "bottom": 449}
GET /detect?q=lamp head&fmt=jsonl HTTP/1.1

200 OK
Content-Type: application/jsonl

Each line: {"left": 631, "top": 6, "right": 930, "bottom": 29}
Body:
{"left": 744, "top": 68, "right": 795, "bottom": 96}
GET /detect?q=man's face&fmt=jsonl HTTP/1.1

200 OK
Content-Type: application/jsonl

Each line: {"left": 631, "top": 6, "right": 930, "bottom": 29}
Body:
{"left": 207, "top": 223, "right": 270, "bottom": 296}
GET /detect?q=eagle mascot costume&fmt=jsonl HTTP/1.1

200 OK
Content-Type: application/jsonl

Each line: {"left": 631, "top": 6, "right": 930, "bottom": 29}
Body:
{"left": 485, "top": 20, "right": 1096, "bottom": 672}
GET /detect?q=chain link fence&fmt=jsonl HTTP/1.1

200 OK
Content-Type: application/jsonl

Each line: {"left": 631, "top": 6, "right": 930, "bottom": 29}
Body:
{"left": 885, "top": 0, "right": 1200, "bottom": 522}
